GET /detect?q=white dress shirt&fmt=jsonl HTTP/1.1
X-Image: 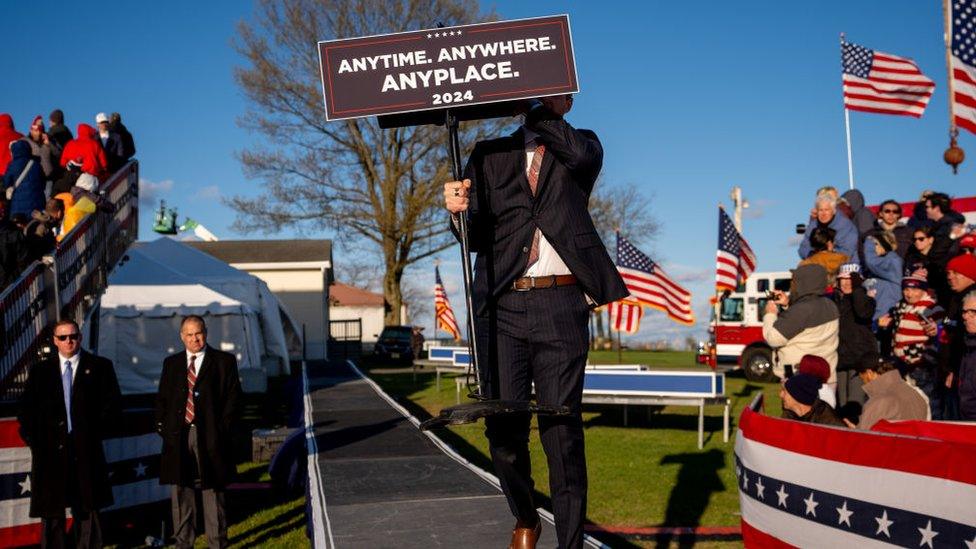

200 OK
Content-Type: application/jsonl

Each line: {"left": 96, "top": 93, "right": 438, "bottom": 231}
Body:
{"left": 523, "top": 128, "right": 571, "bottom": 277}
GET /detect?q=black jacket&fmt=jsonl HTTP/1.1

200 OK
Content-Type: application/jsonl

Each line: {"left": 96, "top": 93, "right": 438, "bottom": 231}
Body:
{"left": 939, "top": 281, "right": 976, "bottom": 380}
{"left": 17, "top": 352, "right": 121, "bottom": 517}
{"left": 113, "top": 121, "right": 136, "bottom": 160}
{"left": 833, "top": 287, "right": 878, "bottom": 369}
{"left": 904, "top": 236, "right": 953, "bottom": 305}
{"left": 155, "top": 346, "right": 242, "bottom": 489}
{"left": 457, "top": 105, "right": 627, "bottom": 315}
{"left": 97, "top": 131, "right": 126, "bottom": 173}
{"left": 782, "top": 399, "right": 847, "bottom": 427}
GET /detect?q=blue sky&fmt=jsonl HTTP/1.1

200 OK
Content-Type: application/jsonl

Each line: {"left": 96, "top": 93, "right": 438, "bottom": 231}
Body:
{"left": 1, "top": 1, "right": 971, "bottom": 342}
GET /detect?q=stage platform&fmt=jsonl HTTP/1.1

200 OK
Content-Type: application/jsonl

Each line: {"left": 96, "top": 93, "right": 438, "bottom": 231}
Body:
{"left": 302, "top": 360, "right": 605, "bottom": 548}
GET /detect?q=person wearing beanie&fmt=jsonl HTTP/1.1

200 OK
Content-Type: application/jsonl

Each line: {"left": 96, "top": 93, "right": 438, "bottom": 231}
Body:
{"left": 956, "top": 291, "right": 976, "bottom": 420}
{"left": 936, "top": 253, "right": 976, "bottom": 419}
{"left": 21, "top": 115, "right": 57, "bottom": 180}
{"left": 854, "top": 359, "right": 929, "bottom": 429}
{"left": 832, "top": 264, "right": 876, "bottom": 408}
{"left": 46, "top": 109, "right": 73, "bottom": 155}
{"left": 780, "top": 373, "right": 846, "bottom": 427}
{"left": 878, "top": 275, "right": 945, "bottom": 418}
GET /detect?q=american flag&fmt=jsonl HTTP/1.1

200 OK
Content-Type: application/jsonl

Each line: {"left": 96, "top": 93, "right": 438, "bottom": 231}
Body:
{"left": 616, "top": 234, "right": 694, "bottom": 326}
{"left": 716, "top": 207, "right": 757, "bottom": 293}
{"left": 841, "top": 40, "right": 935, "bottom": 117}
{"left": 608, "top": 299, "right": 643, "bottom": 334}
{"left": 434, "top": 266, "right": 461, "bottom": 341}
{"left": 0, "top": 419, "right": 169, "bottom": 546}
{"left": 736, "top": 395, "right": 976, "bottom": 548}
{"left": 950, "top": 0, "right": 976, "bottom": 134}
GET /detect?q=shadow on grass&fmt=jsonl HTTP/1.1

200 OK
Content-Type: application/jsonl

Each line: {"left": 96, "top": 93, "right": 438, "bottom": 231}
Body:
{"left": 656, "top": 449, "right": 726, "bottom": 549}
{"left": 228, "top": 498, "right": 305, "bottom": 546}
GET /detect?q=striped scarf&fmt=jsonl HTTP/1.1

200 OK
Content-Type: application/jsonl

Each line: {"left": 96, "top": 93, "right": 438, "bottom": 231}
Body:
{"left": 892, "top": 296, "right": 943, "bottom": 366}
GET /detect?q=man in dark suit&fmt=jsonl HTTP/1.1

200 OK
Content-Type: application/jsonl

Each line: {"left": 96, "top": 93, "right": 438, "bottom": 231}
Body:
{"left": 18, "top": 319, "right": 121, "bottom": 549}
{"left": 444, "top": 95, "right": 627, "bottom": 549}
{"left": 155, "top": 316, "right": 242, "bottom": 549}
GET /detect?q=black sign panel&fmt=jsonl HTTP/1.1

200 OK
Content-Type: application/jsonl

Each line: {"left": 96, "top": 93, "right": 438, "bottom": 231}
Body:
{"left": 318, "top": 15, "right": 578, "bottom": 121}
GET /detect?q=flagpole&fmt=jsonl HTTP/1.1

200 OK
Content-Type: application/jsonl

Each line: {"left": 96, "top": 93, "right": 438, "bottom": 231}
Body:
{"left": 841, "top": 33, "right": 856, "bottom": 190}
{"left": 944, "top": 0, "right": 957, "bottom": 135}
{"left": 433, "top": 261, "right": 439, "bottom": 342}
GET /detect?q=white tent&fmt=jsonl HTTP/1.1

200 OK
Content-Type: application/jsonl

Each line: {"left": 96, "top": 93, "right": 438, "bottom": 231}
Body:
{"left": 98, "top": 237, "right": 299, "bottom": 394}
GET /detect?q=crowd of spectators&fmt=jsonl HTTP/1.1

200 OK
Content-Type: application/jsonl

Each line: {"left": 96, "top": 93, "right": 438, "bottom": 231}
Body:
{"left": 0, "top": 109, "right": 135, "bottom": 287}
{"left": 766, "top": 186, "right": 976, "bottom": 427}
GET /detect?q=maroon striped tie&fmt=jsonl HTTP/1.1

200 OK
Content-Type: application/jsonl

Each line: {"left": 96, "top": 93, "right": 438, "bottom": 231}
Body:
{"left": 185, "top": 355, "right": 197, "bottom": 424}
{"left": 526, "top": 144, "right": 545, "bottom": 268}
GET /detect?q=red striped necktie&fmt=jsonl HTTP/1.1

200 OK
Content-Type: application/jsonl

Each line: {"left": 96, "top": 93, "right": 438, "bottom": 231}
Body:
{"left": 185, "top": 355, "right": 197, "bottom": 424}
{"left": 527, "top": 143, "right": 545, "bottom": 268}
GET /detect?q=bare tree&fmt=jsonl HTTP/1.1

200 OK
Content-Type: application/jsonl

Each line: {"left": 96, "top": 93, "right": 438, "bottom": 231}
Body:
{"left": 587, "top": 182, "right": 659, "bottom": 342}
{"left": 229, "top": 0, "right": 499, "bottom": 325}
{"left": 589, "top": 182, "right": 659, "bottom": 252}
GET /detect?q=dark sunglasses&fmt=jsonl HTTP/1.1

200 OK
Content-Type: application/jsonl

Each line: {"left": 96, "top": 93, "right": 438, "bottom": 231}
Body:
{"left": 54, "top": 333, "right": 80, "bottom": 341}
{"left": 914, "top": 236, "right": 929, "bottom": 241}
{"left": 881, "top": 209, "right": 901, "bottom": 214}
{"left": 963, "top": 309, "right": 976, "bottom": 315}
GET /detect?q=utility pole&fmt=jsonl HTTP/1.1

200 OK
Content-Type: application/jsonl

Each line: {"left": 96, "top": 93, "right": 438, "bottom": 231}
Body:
{"left": 730, "top": 186, "right": 749, "bottom": 233}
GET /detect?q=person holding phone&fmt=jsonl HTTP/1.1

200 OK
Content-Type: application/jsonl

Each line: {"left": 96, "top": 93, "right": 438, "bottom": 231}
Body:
{"left": 762, "top": 264, "right": 840, "bottom": 387}
{"left": 878, "top": 275, "right": 944, "bottom": 419}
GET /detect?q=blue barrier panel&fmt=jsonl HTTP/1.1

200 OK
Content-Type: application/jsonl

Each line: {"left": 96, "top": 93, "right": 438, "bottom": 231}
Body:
{"left": 583, "top": 371, "right": 724, "bottom": 397}
{"left": 453, "top": 351, "right": 471, "bottom": 366}
{"left": 429, "top": 347, "right": 458, "bottom": 361}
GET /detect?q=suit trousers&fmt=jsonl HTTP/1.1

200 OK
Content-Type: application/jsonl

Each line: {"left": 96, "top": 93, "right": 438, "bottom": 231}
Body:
{"left": 172, "top": 425, "right": 227, "bottom": 549}
{"left": 41, "top": 440, "right": 102, "bottom": 549}
{"left": 41, "top": 512, "right": 101, "bottom": 549}
{"left": 477, "top": 284, "right": 590, "bottom": 549}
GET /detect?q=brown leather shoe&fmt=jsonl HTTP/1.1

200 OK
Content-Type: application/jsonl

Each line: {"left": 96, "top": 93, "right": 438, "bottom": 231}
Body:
{"left": 508, "top": 519, "right": 542, "bottom": 549}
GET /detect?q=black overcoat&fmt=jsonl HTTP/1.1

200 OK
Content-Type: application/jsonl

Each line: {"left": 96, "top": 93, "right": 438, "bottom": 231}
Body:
{"left": 154, "top": 346, "right": 242, "bottom": 489}
{"left": 17, "top": 352, "right": 121, "bottom": 517}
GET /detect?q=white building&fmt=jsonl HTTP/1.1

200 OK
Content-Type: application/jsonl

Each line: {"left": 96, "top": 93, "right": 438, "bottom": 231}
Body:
{"left": 329, "top": 282, "right": 408, "bottom": 349}
{"left": 188, "top": 240, "right": 333, "bottom": 360}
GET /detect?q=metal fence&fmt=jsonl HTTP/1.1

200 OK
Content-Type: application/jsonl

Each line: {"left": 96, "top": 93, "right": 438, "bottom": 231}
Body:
{"left": 328, "top": 319, "right": 363, "bottom": 361}
{"left": 0, "top": 161, "right": 139, "bottom": 401}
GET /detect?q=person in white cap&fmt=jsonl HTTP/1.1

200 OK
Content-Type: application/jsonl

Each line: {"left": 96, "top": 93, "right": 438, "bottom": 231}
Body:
{"left": 94, "top": 112, "right": 124, "bottom": 172}
{"left": 832, "top": 262, "right": 876, "bottom": 408}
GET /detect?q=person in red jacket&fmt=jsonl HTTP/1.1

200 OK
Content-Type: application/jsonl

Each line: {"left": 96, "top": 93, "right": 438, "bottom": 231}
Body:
{"left": 0, "top": 113, "right": 25, "bottom": 175}
{"left": 59, "top": 124, "right": 108, "bottom": 182}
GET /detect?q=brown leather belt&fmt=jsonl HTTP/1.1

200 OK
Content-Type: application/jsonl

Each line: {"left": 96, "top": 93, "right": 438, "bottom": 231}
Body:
{"left": 512, "top": 274, "right": 577, "bottom": 291}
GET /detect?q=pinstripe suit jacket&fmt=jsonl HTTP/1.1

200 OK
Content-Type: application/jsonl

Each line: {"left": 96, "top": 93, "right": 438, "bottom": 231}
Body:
{"left": 457, "top": 106, "right": 628, "bottom": 316}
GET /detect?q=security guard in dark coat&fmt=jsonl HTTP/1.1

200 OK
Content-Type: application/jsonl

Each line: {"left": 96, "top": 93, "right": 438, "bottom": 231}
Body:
{"left": 18, "top": 319, "right": 121, "bottom": 548}
{"left": 155, "top": 315, "right": 241, "bottom": 548}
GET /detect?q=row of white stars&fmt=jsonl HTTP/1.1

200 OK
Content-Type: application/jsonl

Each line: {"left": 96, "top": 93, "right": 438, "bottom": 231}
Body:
{"left": 18, "top": 462, "right": 149, "bottom": 495}
{"left": 738, "top": 466, "right": 973, "bottom": 548}
{"left": 426, "top": 30, "right": 462, "bottom": 38}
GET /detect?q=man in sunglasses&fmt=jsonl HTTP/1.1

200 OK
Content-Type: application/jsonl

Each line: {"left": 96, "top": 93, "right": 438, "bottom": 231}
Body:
{"left": 17, "top": 319, "right": 121, "bottom": 548}
{"left": 868, "top": 199, "right": 912, "bottom": 259}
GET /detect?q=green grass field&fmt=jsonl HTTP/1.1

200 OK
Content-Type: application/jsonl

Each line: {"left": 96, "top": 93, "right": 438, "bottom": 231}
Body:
{"left": 368, "top": 350, "right": 783, "bottom": 535}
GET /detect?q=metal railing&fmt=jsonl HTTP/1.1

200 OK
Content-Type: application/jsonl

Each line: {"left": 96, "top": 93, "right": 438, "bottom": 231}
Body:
{"left": 0, "top": 161, "right": 138, "bottom": 402}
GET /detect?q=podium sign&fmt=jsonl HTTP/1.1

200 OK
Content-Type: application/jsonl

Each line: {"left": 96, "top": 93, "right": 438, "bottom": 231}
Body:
{"left": 318, "top": 15, "right": 578, "bottom": 121}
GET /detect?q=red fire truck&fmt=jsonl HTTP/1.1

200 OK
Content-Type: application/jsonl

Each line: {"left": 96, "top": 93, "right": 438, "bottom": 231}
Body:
{"left": 699, "top": 271, "right": 791, "bottom": 381}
